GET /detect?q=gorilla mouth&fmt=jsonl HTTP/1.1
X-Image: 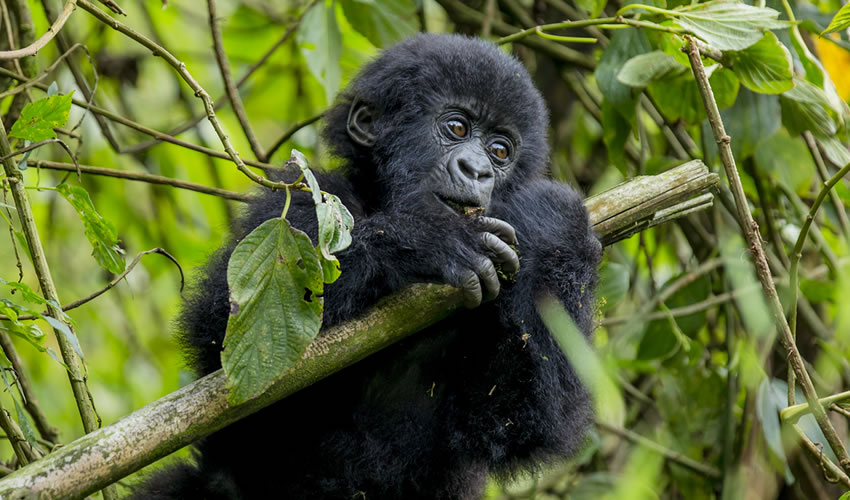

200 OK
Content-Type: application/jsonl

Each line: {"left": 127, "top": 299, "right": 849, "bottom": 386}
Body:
{"left": 435, "top": 194, "right": 484, "bottom": 216}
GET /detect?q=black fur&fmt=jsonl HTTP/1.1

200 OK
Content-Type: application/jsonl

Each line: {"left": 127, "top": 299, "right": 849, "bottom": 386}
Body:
{"left": 130, "top": 34, "right": 602, "bottom": 500}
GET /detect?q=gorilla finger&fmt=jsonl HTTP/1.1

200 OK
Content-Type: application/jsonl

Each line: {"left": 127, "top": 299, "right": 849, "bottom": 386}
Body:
{"left": 474, "top": 257, "right": 500, "bottom": 302}
{"left": 477, "top": 217, "right": 518, "bottom": 246}
{"left": 459, "top": 270, "right": 483, "bottom": 309}
{"left": 480, "top": 233, "right": 520, "bottom": 275}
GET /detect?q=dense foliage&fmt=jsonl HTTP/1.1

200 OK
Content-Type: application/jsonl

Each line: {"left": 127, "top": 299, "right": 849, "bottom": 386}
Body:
{"left": 2, "top": 0, "right": 850, "bottom": 498}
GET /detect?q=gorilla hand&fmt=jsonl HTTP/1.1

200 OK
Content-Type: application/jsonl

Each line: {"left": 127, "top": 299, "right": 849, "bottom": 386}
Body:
{"left": 454, "top": 216, "right": 519, "bottom": 308}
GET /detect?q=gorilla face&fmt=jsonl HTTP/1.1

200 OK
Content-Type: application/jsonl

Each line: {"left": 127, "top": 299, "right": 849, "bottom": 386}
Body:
{"left": 325, "top": 34, "right": 549, "bottom": 215}
{"left": 347, "top": 99, "right": 523, "bottom": 216}
{"left": 430, "top": 107, "right": 521, "bottom": 214}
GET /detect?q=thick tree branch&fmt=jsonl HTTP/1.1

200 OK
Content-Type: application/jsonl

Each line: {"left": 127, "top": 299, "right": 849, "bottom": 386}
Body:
{"left": 0, "top": 161, "right": 717, "bottom": 499}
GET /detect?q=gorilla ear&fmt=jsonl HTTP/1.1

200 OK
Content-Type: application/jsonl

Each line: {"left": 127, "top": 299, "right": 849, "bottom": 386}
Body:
{"left": 347, "top": 99, "right": 377, "bottom": 148}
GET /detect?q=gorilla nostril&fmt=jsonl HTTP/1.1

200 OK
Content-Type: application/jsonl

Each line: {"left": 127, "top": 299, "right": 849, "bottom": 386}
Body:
{"left": 458, "top": 157, "right": 492, "bottom": 181}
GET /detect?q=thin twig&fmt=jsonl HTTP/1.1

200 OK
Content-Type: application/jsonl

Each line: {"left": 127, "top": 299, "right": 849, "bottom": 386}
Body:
{"left": 30, "top": 160, "right": 251, "bottom": 201}
{"left": 0, "top": 407, "right": 38, "bottom": 465}
{"left": 262, "top": 112, "right": 324, "bottom": 162}
{"left": 39, "top": 0, "right": 116, "bottom": 152}
{"left": 602, "top": 286, "right": 757, "bottom": 327}
{"left": 0, "top": 119, "right": 101, "bottom": 474}
{"left": 0, "top": 66, "right": 285, "bottom": 172}
{"left": 122, "top": 0, "right": 318, "bottom": 155}
{"left": 597, "top": 421, "right": 722, "bottom": 479}
{"left": 0, "top": 43, "right": 85, "bottom": 100}
{"left": 77, "top": 0, "right": 299, "bottom": 193}
{"left": 207, "top": 0, "right": 264, "bottom": 160}
{"left": 0, "top": 332, "right": 60, "bottom": 443}
{"left": 685, "top": 35, "right": 850, "bottom": 473}
{"left": 804, "top": 131, "right": 850, "bottom": 243}
{"left": 793, "top": 424, "right": 850, "bottom": 488}
{"left": 0, "top": 248, "right": 185, "bottom": 322}
{"left": 0, "top": 0, "right": 76, "bottom": 60}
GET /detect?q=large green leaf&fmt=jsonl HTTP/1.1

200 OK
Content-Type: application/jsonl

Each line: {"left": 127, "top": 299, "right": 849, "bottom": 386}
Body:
{"left": 671, "top": 2, "right": 792, "bottom": 51}
{"left": 821, "top": 1, "right": 850, "bottom": 35}
{"left": 297, "top": 2, "right": 342, "bottom": 105}
{"left": 55, "top": 184, "right": 125, "bottom": 275}
{"left": 648, "top": 66, "right": 739, "bottom": 123}
{"left": 617, "top": 51, "right": 686, "bottom": 88}
{"left": 725, "top": 32, "right": 793, "bottom": 94}
{"left": 222, "top": 218, "right": 324, "bottom": 404}
{"left": 340, "top": 0, "right": 417, "bottom": 48}
{"left": 9, "top": 92, "right": 74, "bottom": 142}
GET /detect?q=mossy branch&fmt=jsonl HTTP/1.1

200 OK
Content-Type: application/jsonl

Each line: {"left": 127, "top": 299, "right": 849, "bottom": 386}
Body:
{"left": 0, "top": 160, "right": 717, "bottom": 500}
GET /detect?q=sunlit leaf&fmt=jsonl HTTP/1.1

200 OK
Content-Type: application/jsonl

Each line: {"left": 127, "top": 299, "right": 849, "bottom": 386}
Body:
{"left": 340, "top": 0, "right": 418, "bottom": 48}
{"left": 780, "top": 80, "right": 838, "bottom": 137}
{"left": 222, "top": 218, "right": 324, "bottom": 404}
{"left": 9, "top": 92, "right": 74, "bottom": 142}
{"left": 297, "top": 2, "right": 342, "bottom": 105}
{"left": 821, "top": 1, "right": 850, "bottom": 35}
{"left": 617, "top": 51, "right": 686, "bottom": 88}
{"left": 290, "top": 150, "right": 354, "bottom": 284}
{"left": 671, "top": 2, "right": 792, "bottom": 51}
{"left": 55, "top": 184, "right": 125, "bottom": 275}
{"left": 726, "top": 32, "right": 793, "bottom": 94}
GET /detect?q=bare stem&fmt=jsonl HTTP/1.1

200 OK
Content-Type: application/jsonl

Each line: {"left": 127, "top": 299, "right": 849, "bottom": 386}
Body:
{"left": 685, "top": 35, "right": 850, "bottom": 473}
{"left": 0, "top": 0, "right": 76, "bottom": 60}
{"left": 207, "top": 0, "right": 264, "bottom": 160}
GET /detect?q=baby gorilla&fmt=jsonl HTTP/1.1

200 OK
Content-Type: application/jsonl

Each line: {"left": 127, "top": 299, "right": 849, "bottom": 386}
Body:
{"left": 132, "top": 34, "right": 602, "bottom": 499}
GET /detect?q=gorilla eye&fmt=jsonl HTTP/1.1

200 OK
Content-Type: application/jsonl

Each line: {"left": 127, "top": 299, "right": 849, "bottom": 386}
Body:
{"left": 447, "top": 120, "right": 467, "bottom": 138}
{"left": 488, "top": 142, "right": 509, "bottom": 161}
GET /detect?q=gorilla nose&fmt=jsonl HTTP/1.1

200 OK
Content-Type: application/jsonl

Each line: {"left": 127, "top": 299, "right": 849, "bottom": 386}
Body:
{"left": 457, "top": 156, "right": 493, "bottom": 181}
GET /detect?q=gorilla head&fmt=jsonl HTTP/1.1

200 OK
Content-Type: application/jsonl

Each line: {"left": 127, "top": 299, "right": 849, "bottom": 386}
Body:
{"left": 323, "top": 34, "right": 550, "bottom": 213}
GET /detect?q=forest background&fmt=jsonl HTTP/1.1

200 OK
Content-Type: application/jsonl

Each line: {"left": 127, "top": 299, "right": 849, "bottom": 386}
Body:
{"left": 2, "top": 0, "right": 850, "bottom": 498}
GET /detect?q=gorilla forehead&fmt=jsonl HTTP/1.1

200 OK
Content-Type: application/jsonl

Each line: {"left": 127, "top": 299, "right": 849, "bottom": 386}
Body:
{"left": 351, "top": 34, "right": 548, "bottom": 138}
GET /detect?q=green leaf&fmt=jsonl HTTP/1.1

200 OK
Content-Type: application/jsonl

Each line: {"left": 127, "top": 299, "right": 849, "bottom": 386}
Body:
{"left": 316, "top": 193, "right": 354, "bottom": 256}
{"left": 8, "top": 92, "right": 74, "bottom": 142}
{"left": 0, "top": 279, "right": 47, "bottom": 305}
{"left": 648, "top": 66, "right": 738, "bottom": 123}
{"left": 780, "top": 80, "right": 838, "bottom": 137}
{"left": 595, "top": 29, "right": 651, "bottom": 112}
{"left": 616, "top": 51, "right": 686, "bottom": 88}
{"left": 339, "top": 0, "right": 418, "bottom": 48}
{"left": 821, "top": 1, "right": 850, "bottom": 35}
{"left": 726, "top": 32, "right": 793, "bottom": 94}
{"left": 55, "top": 184, "right": 125, "bottom": 274}
{"left": 222, "top": 218, "right": 324, "bottom": 404}
{"left": 289, "top": 150, "right": 354, "bottom": 280}
{"left": 818, "top": 136, "right": 850, "bottom": 168}
{"left": 671, "top": 2, "right": 792, "bottom": 51}
{"left": 297, "top": 2, "right": 342, "bottom": 105}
